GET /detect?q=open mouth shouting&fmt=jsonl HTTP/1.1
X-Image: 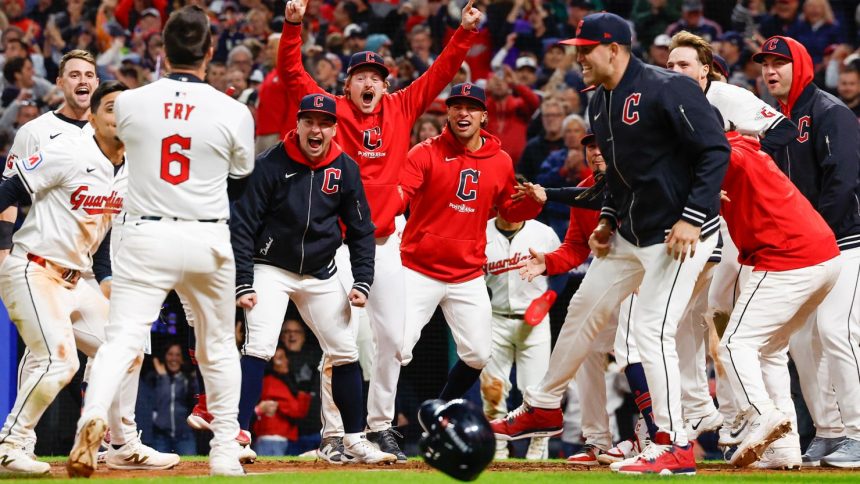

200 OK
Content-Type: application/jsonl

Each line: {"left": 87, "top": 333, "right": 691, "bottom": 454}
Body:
{"left": 307, "top": 136, "right": 323, "bottom": 150}
{"left": 361, "top": 90, "right": 375, "bottom": 108}
{"left": 74, "top": 84, "right": 91, "bottom": 102}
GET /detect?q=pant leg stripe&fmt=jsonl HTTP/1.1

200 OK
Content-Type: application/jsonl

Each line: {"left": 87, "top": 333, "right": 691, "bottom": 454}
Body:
{"left": 659, "top": 264, "right": 684, "bottom": 432}
{"left": 241, "top": 308, "right": 249, "bottom": 356}
{"left": 0, "top": 262, "right": 53, "bottom": 445}
{"left": 17, "top": 348, "right": 29, "bottom": 390}
{"left": 725, "top": 272, "right": 768, "bottom": 416}
{"left": 732, "top": 266, "right": 742, "bottom": 308}
{"left": 625, "top": 296, "right": 634, "bottom": 367}
{"left": 846, "top": 263, "right": 860, "bottom": 385}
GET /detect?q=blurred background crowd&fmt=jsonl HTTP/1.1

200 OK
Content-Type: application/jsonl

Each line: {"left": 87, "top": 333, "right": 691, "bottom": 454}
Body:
{"left": 2, "top": 0, "right": 859, "bottom": 461}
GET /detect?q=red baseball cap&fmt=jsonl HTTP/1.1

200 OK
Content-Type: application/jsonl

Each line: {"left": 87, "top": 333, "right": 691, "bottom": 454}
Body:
{"left": 561, "top": 12, "right": 631, "bottom": 47}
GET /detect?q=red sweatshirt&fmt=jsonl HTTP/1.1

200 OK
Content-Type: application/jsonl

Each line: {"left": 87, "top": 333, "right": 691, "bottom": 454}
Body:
{"left": 252, "top": 375, "right": 312, "bottom": 441}
{"left": 485, "top": 84, "right": 541, "bottom": 164}
{"left": 277, "top": 22, "right": 476, "bottom": 237}
{"left": 255, "top": 69, "right": 289, "bottom": 137}
{"left": 543, "top": 176, "right": 600, "bottom": 275}
{"left": 400, "top": 128, "right": 543, "bottom": 283}
{"left": 721, "top": 133, "right": 838, "bottom": 271}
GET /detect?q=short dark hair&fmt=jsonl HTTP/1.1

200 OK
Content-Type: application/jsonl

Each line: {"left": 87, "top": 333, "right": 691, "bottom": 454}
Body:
{"left": 91, "top": 80, "right": 128, "bottom": 113}
{"left": 163, "top": 6, "right": 212, "bottom": 69}
{"left": 3, "top": 56, "right": 29, "bottom": 84}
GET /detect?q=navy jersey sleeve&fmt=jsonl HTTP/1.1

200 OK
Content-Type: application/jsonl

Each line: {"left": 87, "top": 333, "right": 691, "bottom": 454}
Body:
{"left": 338, "top": 159, "right": 376, "bottom": 297}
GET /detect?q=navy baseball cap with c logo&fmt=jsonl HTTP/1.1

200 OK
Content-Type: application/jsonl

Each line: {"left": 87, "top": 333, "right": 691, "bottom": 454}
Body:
{"left": 752, "top": 36, "right": 793, "bottom": 63}
{"left": 445, "top": 83, "right": 487, "bottom": 110}
{"left": 347, "top": 51, "right": 390, "bottom": 78}
{"left": 562, "top": 12, "right": 631, "bottom": 47}
{"left": 298, "top": 93, "right": 337, "bottom": 122}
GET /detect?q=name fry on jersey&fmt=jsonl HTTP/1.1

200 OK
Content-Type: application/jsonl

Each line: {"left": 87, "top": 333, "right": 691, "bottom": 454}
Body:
{"left": 70, "top": 186, "right": 123, "bottom": 215}
{"left": 448, "top": 202, "right": 475, "bottom": 213}
{"left": 163, "top": 102, "right": 196, "bottom": 120}
{"left": 484, "top": 251, "right": 531, "bottom": 276}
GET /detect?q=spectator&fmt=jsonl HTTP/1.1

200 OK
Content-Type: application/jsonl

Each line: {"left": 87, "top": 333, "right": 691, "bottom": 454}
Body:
{"left": 227, "top": 44, "right": 254, "bottom": 80}
{"left": 838, "top": 65, "right": 860, "bottom": 119}
{"left": 407, "top": 25, "right": 435, "bottom": 74}
{"left": 1, "top": 56, "right": 58, "bottom": 108}
{"left": 148, "top": 343, "right": 198, "bottom": 455}
{"left": 561, "top": 0, "right": 596, "bottom": 39}
{"left": 648, "top": 33, "right": 671, "bottom": 67}
{"left": 758, "top": 0, "right": 802, "bottom": 39}
{"left": 485, "top": 66, "right": 541, "bottom": 164}
{"left": 244, "top": 7, "right": 272, "bottom": 43}
{"left": 514, "top": 55, "right": 539, "bottom": 87}
{"left": 717, "top": 31, "right": 746, "bottom": 77}
{"left": 343, "top": 23, "right": 368, "bottom": 56}
{"left": 313, "top": 54, "right": 343, "bottom": 95}
{"left": 411, "top": 114, "right": 442, "bottom": 145}
{"left": 665, "top": 0, "right": 723, "bottom": 42}
{"left": 115, "top": 0, "right": 166, "bottom": 34}
{"left": 207, "top": 61, "right": 229, "bottom": 92}
{"left": 0, "top": 98, "right": 38, "bottom": 141}
{"left": 632, "top": 0, "right": 682, "bottom": 49}
{"left": 253, "top": 346, "right": 313, "bottom": 456}
{"left": 792, "top": 0, "right": 846, "bottom": 66}
{"left": 518, "top": 97, "right": 567, "bottom": 182}
{"left": 226, "top": 67, "right": 254, "bottom": 104}
{"left": 4, "top": 0, "right": 41, "bottom": 43}
{"left": 279, "top": 318, "right": 324, "bottom": 455}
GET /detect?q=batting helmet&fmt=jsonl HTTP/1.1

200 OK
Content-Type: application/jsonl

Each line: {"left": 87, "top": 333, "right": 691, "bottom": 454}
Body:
{"left": 418, "top": 399, "right": 495, "bottom": 481}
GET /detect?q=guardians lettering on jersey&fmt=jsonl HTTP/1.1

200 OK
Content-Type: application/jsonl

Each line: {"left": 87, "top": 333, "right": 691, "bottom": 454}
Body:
{"left": 484, "top": 252, "right": 532, "bottom": 276}
{"left": 69, "top": 186, "right": 123, "bottom": 215}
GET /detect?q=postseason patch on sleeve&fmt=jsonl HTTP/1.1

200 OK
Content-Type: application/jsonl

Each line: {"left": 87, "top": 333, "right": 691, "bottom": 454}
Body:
{"left": 23, "top": 152, "right": 43, "bottom": 171}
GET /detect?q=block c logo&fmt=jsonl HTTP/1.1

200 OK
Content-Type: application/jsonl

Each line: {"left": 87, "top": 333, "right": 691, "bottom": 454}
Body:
{"left": 456, "top": 169, "right": 479, "bottom": 202}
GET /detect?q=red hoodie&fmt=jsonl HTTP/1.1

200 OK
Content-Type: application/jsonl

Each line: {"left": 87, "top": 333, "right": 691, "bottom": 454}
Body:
{"left": 277, "top": 22, "right": 476, "bottom": 238}
{"left": 252, "top": 375, "right": 312, "bottom": 441}
{"left": 720, "top": 132, "right": 838, "bottom": 271}
{"left": 400, "top": 128, "right": 543, "bottom": 283}
{"left": 773, "top": 36, "right": 815, "bottom": 117}
{"left": 485, "top": 84, "right": 541, "bottom": 164}
{"left": 543, "top": 176, "right": 600, "bottom": 275}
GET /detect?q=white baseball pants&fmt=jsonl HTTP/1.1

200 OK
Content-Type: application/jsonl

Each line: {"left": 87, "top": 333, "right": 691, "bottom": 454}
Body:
{"left": 677, "top": 262, "right": 719, "bottom": 420}
{"left": 524, "top": 233, "right": 717, "bottom": 444}
{"left": 789, "top": 317, "right": 844, "bottom": 438}
{"left": 719, "top": 257, "right": 840, "bottom": 419}
{"left": 79, "top": 219, "right": 241, "bottom": 456}
{"left": 400, "top": 269, "right": 492, "bottom": 370}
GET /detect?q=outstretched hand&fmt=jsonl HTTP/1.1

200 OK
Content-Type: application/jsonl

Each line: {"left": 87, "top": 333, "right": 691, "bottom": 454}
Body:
{"left": 461, "top": 0, "right": 482, "bottom": 30}
{"left": 512, "top": 182, "right": 547, "bottom": 204}
{"left": 285, "top": 0, "right": 307, "bottom": 23}
{"left": 517, "top": 248, "right": 547, "bottom": 282}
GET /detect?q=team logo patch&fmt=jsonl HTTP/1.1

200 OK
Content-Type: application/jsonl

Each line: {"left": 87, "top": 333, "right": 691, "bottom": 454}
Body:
{"left": 622, "top": 93, "right": 641, "bottom": 125}
{"left": 456, "top": 168, "right": 479, "bottom": 202}
{"left": 321, "top": 167, "right": 341, "bottom": 194}
{"left": 362, "top": 127, "right": 382, "bottom": 151}
{"left": 23, "top": 152, "right": 43, "bottom": 171}
{"left": 796, "top": 115, "right": 810, "bottom": 143}
{"left": 5, "top": 153, "right": 16, "bottom": 171}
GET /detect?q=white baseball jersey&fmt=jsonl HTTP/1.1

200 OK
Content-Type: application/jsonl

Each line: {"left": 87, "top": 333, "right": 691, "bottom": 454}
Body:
{"left": 706, "top": 81, "right": 784, "bottom": 136}
{"left": 4, "top": 111, "right": 94, "bottom": 180}
{"left": 12, "top": 135, "right": 126, "bottom": 271}
{"left": 115, "top": 75, "right": 254, "bottom": 220}
{"left": 484, "top": 220, "right": 560, "bottom": 314}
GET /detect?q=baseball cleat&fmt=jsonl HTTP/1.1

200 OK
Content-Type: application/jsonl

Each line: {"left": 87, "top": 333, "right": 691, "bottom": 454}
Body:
{"left": 67, "top": 416, "right": 108, "bottom": 478}
{"left": 106, "top": 435, "right": 180, "bottom": 470}
{"left": 237, "top": 429, "right": 252, "bottom": 447}
{"left": 366, "top": 428, "right": 407, "bottom": 463}
{"left": 729, "top": 408, "right": 792, "bottom": 467}
{"left": 566, "top": 443, "right": 604, "bottom": 466}
{"left": 802, "top": 436, "right": 847, "bottom": 467}
{"left": 752, "top": 445, "right": 801, "bottom": 470}
{"left": 685, "top": 410, "right": 723, "bottom": 440}
{"left": 0, "top": 443, "right": 50, "bottom": 475}
{"left": 342, "top": 435, "right": 397, "bottom": 464}
{"left": 821, "top": 438, "right": 860, "bottom": 468}
{"left": 494, "top": 439, "right": 509, "bottom": 460}
{"left": 238, "top": 444, "right": 257, "bottom": 464}
{"left": 600, "top": 416, "right": 650, "bottom": 465}
{"left": 22, "top": 436, "right": 37, "bottom": 459}
{"left": 615, "top": 433, "right": 696, "bottom": 476}
{"left": 719, "top": 412, "right": 750, "bottom": 447}
{"left": 317, "top": 436, "right": 345, "bottom": 465}
{"left": 490, "top": 404, "right": 563, "bottom": 441}
{"left": 186, "top": 394, "right": 213, "bottom": 431}
{"left": 526, "top": 436, "right": 549, "bottom": 460}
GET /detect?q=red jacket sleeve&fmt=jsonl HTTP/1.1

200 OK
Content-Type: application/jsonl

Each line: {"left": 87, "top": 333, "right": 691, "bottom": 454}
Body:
{"left": 399, "top": 143, "right": 430, "bottom": 211}
{"left": 277, "top": 390, "right": 312, "bottom": 420}
{"left": 393, "top": 27, "right": 476, "bottom": 123}
{"left": 115, "top": 0, "right": 132, "bottom": 28}
{"left": 512, "top": 83, "right": 541, "bottom": 120}
{"left": 496, "top": 156, "right": 543, "bottom": 222}
{"left": 544, "top": 206, "right": 599, "bottom": 275}
{"left": 277, "top": 22, "right": 326, "bottom": 132}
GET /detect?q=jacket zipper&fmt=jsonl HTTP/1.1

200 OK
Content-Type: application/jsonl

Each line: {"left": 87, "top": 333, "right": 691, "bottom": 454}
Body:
{"left": 355, "top": 200, "right": 362, "bottom": 221}
{"left": 679, "top": 105, "right": 695, "bottom": 132}
{"left": 825, "top": 135, "right": 832, "bottom": 157}
{"left": 607, "top": 91, "right": 640, "bottom": 245}
{"left": 785, "top": 148, "right": 792, "bottom": 180}
{"left": 300, "top": 171, "right": 314, "bottom": 273}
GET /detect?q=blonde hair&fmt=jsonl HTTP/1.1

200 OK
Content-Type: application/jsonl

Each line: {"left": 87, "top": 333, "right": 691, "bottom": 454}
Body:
{"left": 58, "top": 49, "right": 96, "bottom": 77}
{"left": 803, "top": 0, "right": 835, "bottom": 25}
{"left": 669, "top": 31, "right": 718, "bottom": 82}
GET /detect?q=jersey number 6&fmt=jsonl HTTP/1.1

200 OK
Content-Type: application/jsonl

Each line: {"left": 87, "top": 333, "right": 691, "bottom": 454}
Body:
{"left": 160, "top": 134, "right": 191, "bottom": 185}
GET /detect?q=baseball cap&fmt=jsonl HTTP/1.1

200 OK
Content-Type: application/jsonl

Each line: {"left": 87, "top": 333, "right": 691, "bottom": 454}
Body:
{"left": 344, "top": 24, "right": 366, "bottom": 39}
{"left": 682, "top": 0, "right": 703, "bottom": 12}
{"left": 712, "top": 54, "right": 730, "bottom": 78}
{"left": 347, "top": 51, "right": 389, "bottom": 78}
{"left": 445, "top": 83, "right": 486, "bottom": 110}
{"left": 581, "top": 129, "right": 596, "bottom": 147}
{"left": 652, "top": 34, "right": 671, "bottom": 48}
{"left": 141, "top": 7, "right": 161, "bottom": 20}
{"left": 249, "top": 69, "right": 264, "bottom": 83}
{"left": 561, "top": 12, "right": 631, "bottom": 47}
{"left": 515, "top": 56, "right": 538, "bottom": 71}
{"left": 719, "top": 31, "right": 744, "bottom": 51}
{"left": 752, "top": 36, "right": 792, "bottom": 64}
{"left": 298, "top": 93, "right": 337, "bottom": 122}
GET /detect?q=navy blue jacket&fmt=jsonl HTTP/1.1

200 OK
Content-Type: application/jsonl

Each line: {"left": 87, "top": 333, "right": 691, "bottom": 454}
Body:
{"left": 231, "top": 134, "right": 376, "bottom": 297}
{"left": 588, "top": 56, "right": 730, "bottom": 247}
{"left": 773, "top": 83, "right": 860, "bottom": 251}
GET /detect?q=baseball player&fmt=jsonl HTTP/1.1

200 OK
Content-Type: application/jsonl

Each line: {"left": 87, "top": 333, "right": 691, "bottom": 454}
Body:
{"left": 185, "top": 0, "right": 485, "bottom": 463}
{"left": 665, "top": 31, "right": 801, "bottom": 456}
{"left": 67, "top": 7, "right": 254, "bottom": 477}
{"left": 230, "top": 93, "right": 395, "bottom": 464}
{"left": 481, "top": 207, "right": 560, "bottom": 460}
{"left": 0, "top": 81, "right": 179, "bottom": 476}
{"left": 717, "top": 132, "right": 841, "bottom": 468}
{"left": 491, "top": 13, "right": 730, "bottom": 476}
{"left": 519, "top": 132, "right": 652, "bottom": 466}
{"left": 398, "top": 83, "right": 544, "bottom": 404}
{"left": 754, "top": 36, "right": 860, "bottom": 468}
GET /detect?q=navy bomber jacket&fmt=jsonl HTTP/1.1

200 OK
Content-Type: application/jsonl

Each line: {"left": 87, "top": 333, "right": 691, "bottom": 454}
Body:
{"left": 231, "top": 132, "right": 376, "bottom": 298}
{"left": 588, "top": 56, "right": 730, "bottom": 247}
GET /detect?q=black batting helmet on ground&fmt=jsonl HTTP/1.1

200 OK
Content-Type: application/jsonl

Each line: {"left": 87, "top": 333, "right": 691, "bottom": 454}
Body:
{"left": 418, "top": 399, "right": 495, "bottom": 481}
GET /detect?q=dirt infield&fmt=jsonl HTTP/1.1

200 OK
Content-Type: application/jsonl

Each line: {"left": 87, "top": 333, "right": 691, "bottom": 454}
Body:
{"left": 44, "top": 458, "right": 850, "bottom": 479}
